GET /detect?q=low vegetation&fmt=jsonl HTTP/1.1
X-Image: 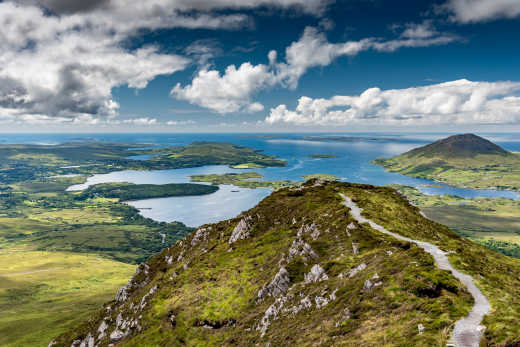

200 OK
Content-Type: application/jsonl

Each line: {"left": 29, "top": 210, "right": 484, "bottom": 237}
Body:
{"left": 53, "top": 181, "right": 520, "bottom": 346}
{"left": 0, "top": 250, "right": 135, "bottom": 347}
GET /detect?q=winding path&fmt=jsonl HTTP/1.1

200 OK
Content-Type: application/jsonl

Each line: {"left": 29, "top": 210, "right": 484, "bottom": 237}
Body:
{"left": 340, "top": 194, "right": 490, "bottom": 347}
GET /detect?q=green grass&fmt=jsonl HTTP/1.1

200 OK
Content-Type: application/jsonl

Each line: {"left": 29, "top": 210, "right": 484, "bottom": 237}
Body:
{"left": 57, "top": 181, "right": 520, "bottom": 346}
{"left": 342, "top": 183, "right": 520, "bottom": 345}
{"left": 0, "top": 250, "right": 135, "bottom": 347}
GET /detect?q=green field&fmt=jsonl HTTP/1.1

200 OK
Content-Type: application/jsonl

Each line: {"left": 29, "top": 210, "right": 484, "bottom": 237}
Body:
{"left": 393, "top": 185, "right": 520, "bottom": 258}
{"left": 0, "top": 250, "right": 135, "bottom": 347}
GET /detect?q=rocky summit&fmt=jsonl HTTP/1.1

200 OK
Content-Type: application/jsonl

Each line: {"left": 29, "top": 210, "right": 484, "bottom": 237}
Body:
{"left": 52, "top": 181, "right": 520, "bottom": 347}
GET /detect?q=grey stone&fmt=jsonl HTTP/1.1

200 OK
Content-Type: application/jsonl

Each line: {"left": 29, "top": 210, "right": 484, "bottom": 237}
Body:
{"left": 258, "top": 267, "right": 290, "bottom": 300}
{"left": 304, "top": 264, "right": 329, "bottom": 283}
{"left": 229, "top": 216, "right": 252, "bottom": 244}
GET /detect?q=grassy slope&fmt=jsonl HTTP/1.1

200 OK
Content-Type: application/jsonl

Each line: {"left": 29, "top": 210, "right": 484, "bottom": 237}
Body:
{"left": 54, "top": 182, "right": 520, "bottom": 346}
{"left": 373, "top": 137, "right": 520, "bottom": 192}
{"left": 347, "top": 184, "right": 520, "bottom": 344}
{"left": 0, "top": 250, "right": 135, "bottom": 347}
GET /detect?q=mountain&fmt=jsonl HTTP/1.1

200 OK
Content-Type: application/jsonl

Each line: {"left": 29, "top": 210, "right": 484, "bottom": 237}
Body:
{"left": 374, "top": 134, "right": 520, "bottom": 191}
{"left": 405, "top": 134, "right": 511, "bottom": 159}
{"left": 51, "top": 181, "right": 520, "bottom": 346}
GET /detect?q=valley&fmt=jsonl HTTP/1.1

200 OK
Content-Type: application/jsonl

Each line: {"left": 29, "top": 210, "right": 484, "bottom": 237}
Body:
{"left": 0, "top": 140, "right": 287, "bottom": 346}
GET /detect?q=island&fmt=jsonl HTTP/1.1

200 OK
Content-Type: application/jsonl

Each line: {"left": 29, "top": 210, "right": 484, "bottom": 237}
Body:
{"left": 189, "top": 172, "right": 341, "bottom": 189}
{"left": 302, "top": 173, "right": 340, "bottom": 181}
{"left": 189, "top": 172, "right": 296, "bottom": 190}
{"left": 374, "top": 133, "right": 520, "bottom": 191}
{"left": 308, "top": 154, "right": 338, "bottom": 159}
{"left": 77, "top": 182, "right": 219, "bottom": 201}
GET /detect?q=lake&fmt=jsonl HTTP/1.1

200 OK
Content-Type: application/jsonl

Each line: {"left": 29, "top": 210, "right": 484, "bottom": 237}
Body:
{"left": 4, "top": 132, "right": 520, "bottom": 226}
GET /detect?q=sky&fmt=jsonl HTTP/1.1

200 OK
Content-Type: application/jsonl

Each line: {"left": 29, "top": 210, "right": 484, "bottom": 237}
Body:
{"left": 1, "top": 0, "right": 520, "bottom": 133}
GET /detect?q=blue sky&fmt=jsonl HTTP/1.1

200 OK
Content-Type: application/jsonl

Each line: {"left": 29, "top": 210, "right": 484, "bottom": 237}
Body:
{"left": 1, "top": 0, "right": 520, "bottom": 132}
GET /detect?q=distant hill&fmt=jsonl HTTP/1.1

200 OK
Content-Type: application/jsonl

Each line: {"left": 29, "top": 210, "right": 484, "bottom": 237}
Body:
{"left": 53, "top": 181, "right": 520, "bottom": 346}
{"left": 374, "top": 134, "right": 520, "bottom": 191}
{"left": 405, "top": 133, "right": 511, "bottom": 159}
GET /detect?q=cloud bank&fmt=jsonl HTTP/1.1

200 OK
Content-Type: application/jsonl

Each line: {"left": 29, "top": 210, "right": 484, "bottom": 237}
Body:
{"left": 0, "top": 0, "right": 328, "bottom": 124}
{"left": 265, "top": 80, "right": 520, "bottom": 126}
{"left": 172, "top": 25, "right": 459, "bottom": 114}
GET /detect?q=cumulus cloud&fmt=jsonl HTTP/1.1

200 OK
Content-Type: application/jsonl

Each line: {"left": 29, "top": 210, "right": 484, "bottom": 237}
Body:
{"left": 172, "top": 25, "right": 459, "bottom": 114}
{"left": 265, "top": 79, "right": 520, "bottom": 125}
{"left": 171, "top": 63, "right": 275, "bottom": 114}
{"left": 1, "top": 0, "right": 328, "bottom": 125}
{"left": 440, "top": 0, "right": 520, "bottom": 23}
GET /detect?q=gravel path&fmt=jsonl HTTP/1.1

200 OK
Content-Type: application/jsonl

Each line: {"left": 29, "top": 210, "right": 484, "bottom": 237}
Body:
{"left": 341, "top": 194, "right": 490, "bottom": 347}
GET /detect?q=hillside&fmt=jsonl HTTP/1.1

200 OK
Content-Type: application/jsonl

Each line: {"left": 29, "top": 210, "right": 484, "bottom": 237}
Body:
{"left": 52, "top": 181, "right": 520, "bottom": 346}
{"left": 374, "top": 134, "right": 520, "bottom": 191}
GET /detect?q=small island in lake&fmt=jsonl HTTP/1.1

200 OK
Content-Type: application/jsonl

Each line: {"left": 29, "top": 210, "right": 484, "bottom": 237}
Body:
{"left": 308, "top": 154, "right": 338, "bottom": 159}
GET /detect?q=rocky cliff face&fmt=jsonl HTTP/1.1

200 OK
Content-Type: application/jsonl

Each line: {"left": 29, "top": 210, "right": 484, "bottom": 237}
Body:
{"left": 52, "top": 181, "right": 520, "bottom": 346}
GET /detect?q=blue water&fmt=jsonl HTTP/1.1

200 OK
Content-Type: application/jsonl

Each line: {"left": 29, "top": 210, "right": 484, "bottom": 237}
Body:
{"left": 3, "top": 133, "right": 519, "bottom": 226}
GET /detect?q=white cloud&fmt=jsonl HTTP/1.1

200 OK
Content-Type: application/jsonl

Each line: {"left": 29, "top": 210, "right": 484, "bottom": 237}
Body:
{"left": 171, "top": 63, "right": 275, "bottom": 114}
{"left": 121, "top": 117, "right": 158, "bottom": 126}
{"left": 0, "top": 0, "right": 328, "bottom": 125}
{"left": 440, "top": 0, "right": 520, "bottom": 23}
{"left": 265, "top": 79, "right": 520, "bottom": 126}
{"left": 172, "top": 25, "right": 459, "bottom": 114}
{"left": 166, "top": 120, "right": 196, "bottom": 126}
